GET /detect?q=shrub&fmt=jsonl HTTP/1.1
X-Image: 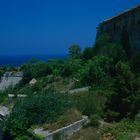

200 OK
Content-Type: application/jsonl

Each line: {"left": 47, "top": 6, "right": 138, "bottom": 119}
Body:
{"left": 135, "top": 112, "right": 140, "bottom": 123}
{"left": 77, "top": 56, "right": 113, "bottom": 86}
{"left": 69, "top": 44, "right": 81, "bottom": 58}
{"left": 15, "top": 135, "right": 30, "bottom": 140}
{"left": 90, "top": 114, "right": 100, "bottom": 127}
{"left": 3, "top": 92, "right": 70, "bottom": 139}
{"left": 60, "top": 58, "right": 82, "bottom": 77}
{"left": 71, "top": 90, "right": 106, "bottom": 118}
{"left": 106, "top": 61, "right": 136, "bottom": 120}
{"left": 100, "top": 119, "right": 136, "bottom": 140}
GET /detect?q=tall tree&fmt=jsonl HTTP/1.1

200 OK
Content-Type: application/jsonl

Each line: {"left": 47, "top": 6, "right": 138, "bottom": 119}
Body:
{"left": 106, "top": 61, "right": 134, "bottom": 120}
{"left": 69, "top": 44, "right": 81, "bottom": 58}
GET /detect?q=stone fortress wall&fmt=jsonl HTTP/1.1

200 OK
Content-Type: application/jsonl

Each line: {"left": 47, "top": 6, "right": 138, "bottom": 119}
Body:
{"left": 0, "top": 72, "right": 23, "bottom": 91}
{"left": 96, "top": 5, "right": 140, "bottom": 51}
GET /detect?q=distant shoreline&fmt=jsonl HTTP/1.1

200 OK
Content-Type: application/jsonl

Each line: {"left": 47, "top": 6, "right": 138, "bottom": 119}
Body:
{"left": 0, "top": 54, "right": 68, "bottom": 67}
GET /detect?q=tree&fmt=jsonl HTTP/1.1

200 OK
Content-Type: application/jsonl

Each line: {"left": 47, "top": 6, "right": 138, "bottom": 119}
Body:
{"left": 77, "top": 56, "right": 113, "bottom": 86}
{"left": 106, "top": 61, "right": 134, "bottom": 120}
{"left": 82, "top": 47, "right": 94, "bottom": 61}
{"left": 69, "top": 44, "right": 81, "bottom": 58}
{"left": 94, "top": 33, "right": 126, "bottom": 63}
{"left": 60, "top": 58, "right": 82, "bottom": 77}
{"left": 99, "top": 43, "right": 126, "bottom": 63}
{"left": 94, "top": 33, "right": 112, "bottom": 55}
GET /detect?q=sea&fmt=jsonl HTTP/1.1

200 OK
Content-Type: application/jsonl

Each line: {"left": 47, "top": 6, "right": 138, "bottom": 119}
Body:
{"left": 0, "top": 54, "right": 67, "bottom": 67}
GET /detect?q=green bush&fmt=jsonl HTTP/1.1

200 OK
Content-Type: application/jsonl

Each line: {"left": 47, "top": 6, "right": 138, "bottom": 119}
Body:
{"left": 15, "top": 135, "right": 30, "bottom": 140}
{"left": 101, "top": 119, "right": 137, "bottom": 140}
{"left": 3, "top": 92, "right": 70, "bottom": 140}
{"left": 77, "top": 56, "right": 113, "bottom": 86}
{"left": 21, "top": 61, "right": 53, "bottom": 84}
{"left": 71, "top": 90, "right": 106, "bottom": 117}
{"left": 69, "top": 44, "right": 81, "bottom": 58}
{"left": 135, "top": 112, "right": 140, "bottom": 123}
{"left": 0, "top": 93, "right": 7, "bottom": 104}
{"left": 106, "top": 61, "right": 137, "bottom": 120}
{"left": 90, "top": 114, "right": 100, "bottom": 127}
{"left": 82, "top": 47, "right": 94, "bottom": 61}
{"left": 60, "top": 58, "right": 82, "bottom": 77}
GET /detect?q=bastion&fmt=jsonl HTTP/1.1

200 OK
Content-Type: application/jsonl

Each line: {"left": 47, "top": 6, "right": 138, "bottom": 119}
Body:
{"left": 97, "top": 5, "right": 140, "bottom": 51}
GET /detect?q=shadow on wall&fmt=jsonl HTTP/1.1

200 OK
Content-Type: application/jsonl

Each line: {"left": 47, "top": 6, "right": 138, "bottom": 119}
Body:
{"left": 121, "top": 27, "right": 132, "bottom": 57}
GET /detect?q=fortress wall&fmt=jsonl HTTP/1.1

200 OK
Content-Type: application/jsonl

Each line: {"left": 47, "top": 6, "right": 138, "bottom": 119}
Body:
{"left": 0, "top": 72, "right": 23, "bottom": 91}
{"left": 97, "top": 5, "right": 140, "bottom": 51}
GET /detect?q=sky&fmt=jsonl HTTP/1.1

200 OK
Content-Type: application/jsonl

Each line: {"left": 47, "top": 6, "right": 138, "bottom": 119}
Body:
{"left": 0, "top": 0, "right": 140, "bottom": 55}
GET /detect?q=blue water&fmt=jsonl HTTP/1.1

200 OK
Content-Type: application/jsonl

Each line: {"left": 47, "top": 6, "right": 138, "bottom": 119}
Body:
{"left": 0, "top": 54, "right": 67, "bottom": 66}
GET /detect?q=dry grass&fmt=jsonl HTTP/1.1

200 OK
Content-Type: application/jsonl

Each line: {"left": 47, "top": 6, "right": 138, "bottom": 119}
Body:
{"left": 70, "top": 121, "right": 114, "bottom": 140}
{"left": 43, "top": 109, "right": 82, "bottom": 131}
{"left": 70, "top": 127, "right": 101, "bottom": 140}
{"left": 44, "top": 78, "right": 74, "bottom": 92}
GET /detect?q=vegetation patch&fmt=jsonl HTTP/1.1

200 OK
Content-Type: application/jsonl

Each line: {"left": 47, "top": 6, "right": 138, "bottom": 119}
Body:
{"left": 1, "top": 33, "right": 140, "bottom": 140}
{"left": 43, "top": 109, "right": 82, "bottom": 131}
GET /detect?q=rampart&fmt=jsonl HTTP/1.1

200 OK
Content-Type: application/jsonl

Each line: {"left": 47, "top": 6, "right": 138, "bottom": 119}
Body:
{"left": 97, "top": 5, "right": 140, "bottom": 51}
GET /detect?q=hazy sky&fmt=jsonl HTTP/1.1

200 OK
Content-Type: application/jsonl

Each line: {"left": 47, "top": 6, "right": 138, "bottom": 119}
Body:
{"left": 0, "top": 0, "right": 140, "bottom": 55}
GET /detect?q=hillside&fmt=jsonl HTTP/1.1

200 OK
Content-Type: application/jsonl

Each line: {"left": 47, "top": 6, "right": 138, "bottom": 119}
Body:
{"left": 0, "top": 33, "right": 139, "bottom": 140}
{"left": 0, "top": 13, "right": 139, "bottom": 139}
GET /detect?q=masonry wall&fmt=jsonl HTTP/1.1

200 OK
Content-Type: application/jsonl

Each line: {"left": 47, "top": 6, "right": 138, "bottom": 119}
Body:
{"left": 97, "top": 6, "right": 140, "bottom": 51}
{"left": 45, "top": 116, "right": 88, "bottom": 140}
{"left": 0, "top": 72, "right": 23, "bottom": 91}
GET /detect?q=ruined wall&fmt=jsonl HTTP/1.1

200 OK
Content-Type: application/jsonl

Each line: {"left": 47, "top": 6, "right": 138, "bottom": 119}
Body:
{"left": 33, "top": 116, "right": 88, "bottom": 140}
{"left": 45, "top": 116, "right": 88, "bottom": 140}
{"left": 97, "top": 5, "right": 140, "bottom": 51}
{"left": 0, "top": 72, "right": 23, "bottom": 91}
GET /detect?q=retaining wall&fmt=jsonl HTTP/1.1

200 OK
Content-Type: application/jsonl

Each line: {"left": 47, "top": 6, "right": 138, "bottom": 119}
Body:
{"left": 45, "top": 116, "right": 88, "bottom": 140}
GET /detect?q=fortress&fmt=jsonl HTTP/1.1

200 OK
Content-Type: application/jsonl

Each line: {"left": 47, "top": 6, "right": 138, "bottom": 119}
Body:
{"left": 0, "top": 72, "right": 23, "bottom": 91}
{"left": 97, "top": 5, "right": 140, "bottom": 52}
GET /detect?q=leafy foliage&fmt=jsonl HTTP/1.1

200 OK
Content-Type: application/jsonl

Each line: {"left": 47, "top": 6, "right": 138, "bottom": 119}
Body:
{"left": 82, "top": 47, "right": 94, "bottom": 61}
{"left": 105, "top": 61, "right": 137, "bottom": 120}
{"left": 1, "top": 32, "right": 140, "bottom": 140}
{"left": 3, "top": 92, "right": 70, "bottom": 140}
{"left": 60, "top": 58, "right": 82, "bottom": 77}
{"left": 69, "top": 44, "right": 81, "bottom": 58}
{"left": 77, "top": 56, "right": 113, "bottom": 86}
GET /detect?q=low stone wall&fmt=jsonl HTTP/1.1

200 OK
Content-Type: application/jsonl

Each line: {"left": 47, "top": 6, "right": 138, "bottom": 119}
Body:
{"left": 34, "top": 116, "right": 88, "bottom": 140}
{"left": 68, "top": 87, "right": 90, "bottom": 94}
{"left": 8, "top": 94, "right": 27, "bottom": 99}
{"left": 45, "top": 116, "right": 88, "bottom": 140}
